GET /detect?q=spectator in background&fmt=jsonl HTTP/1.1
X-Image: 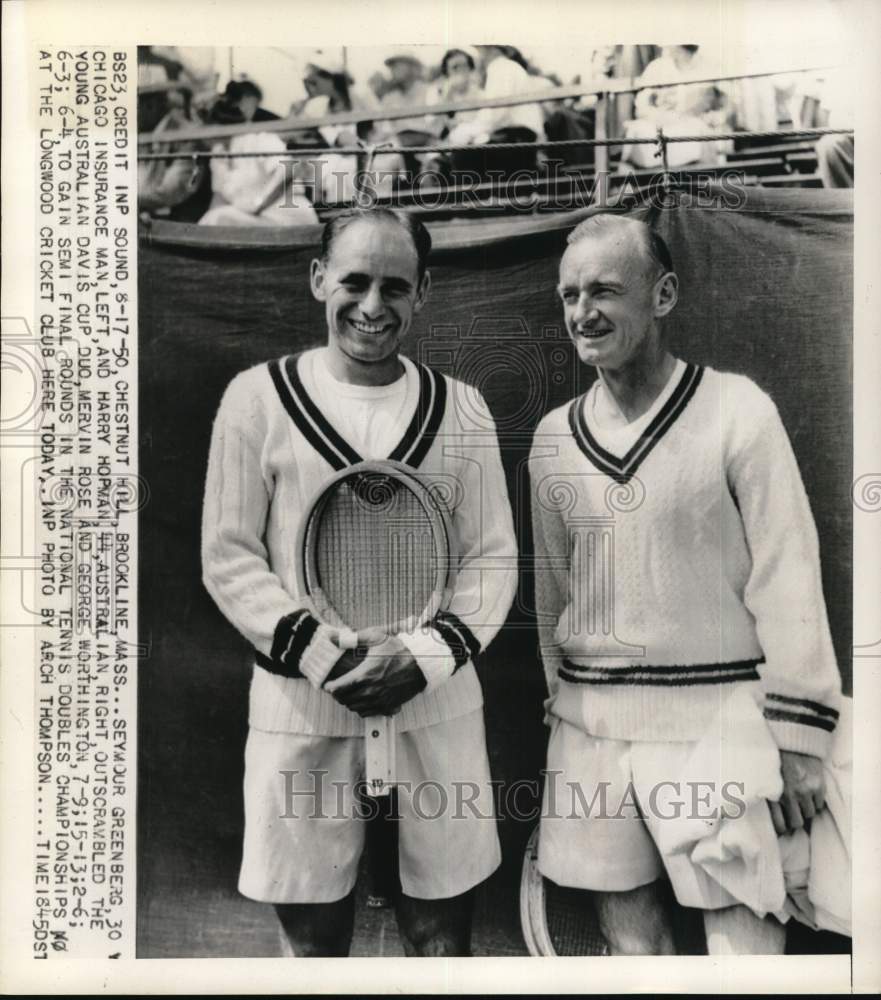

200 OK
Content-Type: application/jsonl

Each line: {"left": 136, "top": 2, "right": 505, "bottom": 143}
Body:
{"left": 138, "top": 46, "right": 218, "bottom": 119}
{"left": 375, "top": 52, "right": 435, "bottom": 135}
{"left": 199, "top": 99, "right": 318, "bottom": 227}
{"left": 225, "top": 78, "right": 281, "bottom": 123}
{"left": 619, "top": 45, "right": 732, "bottom": 169}
{"left": 448, "top": 44, "right": 549, "bottom": 179}
{"left": 427, "top": 47, "right": 484, "bottom": 129}
{"left": 370, "top": 50, "right": 443, "bottom": 184}
{"left": 291, "top": 52, "right": 376, "bottom": 205}
{"left": 412, "top": 47, "right": 485, "bottom": 182}
{"left": 293, "top": 53, "right": 372, "bottom": 132}
{"left": 588, "top": 46, "right": 660, "bottom": 144}
{"left": 138, "top": 81, "right": 213, "bottom": 223}
{"left": 459, "top": 45, "right": 546, "bottom": 142}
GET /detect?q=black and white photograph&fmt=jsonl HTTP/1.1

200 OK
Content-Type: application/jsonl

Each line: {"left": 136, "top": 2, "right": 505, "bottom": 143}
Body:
{"left": 137, "top": 31, "right": 855, "bottom": 959}
{"left": 1, "top": 0, "right": 879, "bottom": 992}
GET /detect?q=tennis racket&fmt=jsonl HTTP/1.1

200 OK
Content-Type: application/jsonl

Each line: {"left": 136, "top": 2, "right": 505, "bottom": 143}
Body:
{"left": 296, "top": 460, "right": 456, "bottom": 796}
{"left": 520, "top": 825, "right": 610, "bottom": 956}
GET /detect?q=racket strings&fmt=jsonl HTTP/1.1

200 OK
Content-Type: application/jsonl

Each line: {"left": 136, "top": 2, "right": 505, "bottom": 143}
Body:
{"left": 312, "top": 473, "right": 440, "bottom": 632}
{"left": 544, "top": 880, "right": 610, "bottom": 956}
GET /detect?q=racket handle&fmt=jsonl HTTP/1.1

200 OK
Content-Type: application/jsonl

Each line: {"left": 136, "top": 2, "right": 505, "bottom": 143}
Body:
{"left": 338, "top": 627, "right": 360, "bottom": 650}
{"left": 365, "top": 715, "right": 395, "bottom": 797}
{"left": 338, "top": 626, "right": 387, "bottom": 651}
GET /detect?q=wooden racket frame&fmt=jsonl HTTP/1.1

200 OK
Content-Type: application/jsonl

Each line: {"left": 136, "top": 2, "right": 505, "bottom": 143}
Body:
{"left": 295, "top": 459, "right": 457, "bottom": 797}
{"left": 519, "top": 824, "right": 610, "bottom": 956}
{"left": 520, "top": 824, "right": 555, "bottom": 956}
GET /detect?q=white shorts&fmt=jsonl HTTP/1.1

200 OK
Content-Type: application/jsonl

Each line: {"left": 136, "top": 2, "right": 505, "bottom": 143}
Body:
{"left": 239, "top": 710, "right": 501, "bottom": 903}
{"left": 538, "top": 719, "right": 777, "bottom": 911}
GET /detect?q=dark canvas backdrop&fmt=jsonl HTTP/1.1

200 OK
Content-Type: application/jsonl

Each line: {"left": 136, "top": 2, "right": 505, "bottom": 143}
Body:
{"left": 138, "top": 186, "right": 852, "bottom": 956}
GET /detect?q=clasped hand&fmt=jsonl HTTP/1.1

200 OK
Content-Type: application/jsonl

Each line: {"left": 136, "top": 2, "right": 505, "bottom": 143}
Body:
{"left": 323, "top": 632, "right": 427, "bottom": 717}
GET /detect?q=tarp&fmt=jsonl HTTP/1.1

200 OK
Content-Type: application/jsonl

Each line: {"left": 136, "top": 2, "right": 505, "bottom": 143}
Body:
{"left": 138, "top": 186, "right": 852, "bottom": 955}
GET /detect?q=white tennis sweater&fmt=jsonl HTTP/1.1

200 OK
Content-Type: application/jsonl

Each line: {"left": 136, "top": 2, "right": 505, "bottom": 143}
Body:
{"left": 529, "top": 363, "right": 841, "bottom": 758}
{"left": 202, "top": 349, "right": 518, "bottom": 736}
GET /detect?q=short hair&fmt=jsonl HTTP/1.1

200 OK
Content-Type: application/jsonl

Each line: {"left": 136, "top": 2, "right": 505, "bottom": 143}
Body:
{"left": 224, "top": 79, "right": 263, "bottom": 104}
{"left": 441, "top": 48, "right": 476, "bottom": 76}
{"left": 235, "top": 79, "right": 263, "bottom": 101}
{"left": 320, "top": 208, "right": 432, "bottom": 280}
{"left": 567, "top": 213, "right": 674, "bottom": 276}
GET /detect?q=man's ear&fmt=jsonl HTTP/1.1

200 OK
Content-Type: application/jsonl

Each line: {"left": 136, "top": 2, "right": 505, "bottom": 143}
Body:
{"left": 654, "top": 271, "right": 678, "bottom": 318}
{"left": 414, "top": 269, "right": 431, "bottom": 313}
{"left": 310, "top": 258, "right": 327, "bottom": 302}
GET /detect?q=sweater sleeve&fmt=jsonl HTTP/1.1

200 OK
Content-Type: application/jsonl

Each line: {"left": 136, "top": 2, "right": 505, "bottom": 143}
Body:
{"left": 727, "top": 381, "right": 841, "bottom": 757}
{"left": 201, "top": 370, "right": 341, "bottom": 688}
{"left": 528, "top": 434, "right": 569, "bottom": 702}
{"left": 397, "top": 385, "right": 518, "bottom": 690}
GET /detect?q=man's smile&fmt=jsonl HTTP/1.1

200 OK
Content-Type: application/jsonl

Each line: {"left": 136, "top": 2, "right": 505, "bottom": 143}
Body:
{"left": 348, "top": 317, "right": 393, "bottom": 335}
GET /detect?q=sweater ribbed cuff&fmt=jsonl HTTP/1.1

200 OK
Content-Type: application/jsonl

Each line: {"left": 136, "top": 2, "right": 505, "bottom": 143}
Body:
{"left": 764, "top": 717, "right": 834, "bottom": 758}
{"left": 763, "top": 692, "right": 839, "bottom": 758}
{"left": 300, "top": 629, "right": 344, "bottom": 689}
{"left": 398, "top": 626, "right": 456, "bottom": 692}
{"left": 268, "top": 610, "right": 341, "bottom": 689}
{"left": 398, "top": 612, "right": 482, "bottom": 692}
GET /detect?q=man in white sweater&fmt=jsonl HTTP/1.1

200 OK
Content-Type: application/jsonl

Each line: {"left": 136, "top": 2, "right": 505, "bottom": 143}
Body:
{"left": 202, "top": 207, "right": 517, "bottom": 955}
{"left": 530, "top": 213, "right": 841, "bottom": 954}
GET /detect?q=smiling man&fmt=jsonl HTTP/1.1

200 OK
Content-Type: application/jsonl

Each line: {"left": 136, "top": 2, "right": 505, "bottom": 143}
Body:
{"left": 529, "top": 213, "right": 841, "bottom": 955}
{"left": 202, "top": 207, "right": 517, "bottom": 956}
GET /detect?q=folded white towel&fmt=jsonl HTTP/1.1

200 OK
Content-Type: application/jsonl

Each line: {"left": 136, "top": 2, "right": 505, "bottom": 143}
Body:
{"left": 655, "top": 685, "right": 788, "bottom": 917}
{"left": 656, "top": 688, "right": 852, "bottom": 931}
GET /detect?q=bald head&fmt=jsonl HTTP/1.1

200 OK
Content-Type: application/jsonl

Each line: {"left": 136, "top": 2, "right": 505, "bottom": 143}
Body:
{"left": 565, "top": 214, "right": 674, "bottom": 282}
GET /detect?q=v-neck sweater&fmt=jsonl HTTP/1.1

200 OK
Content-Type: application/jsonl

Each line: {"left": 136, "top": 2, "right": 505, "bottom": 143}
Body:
{"left": 528, "top": 364, "right": 841, "bottom": 756}
{"left": 202, "top": 350, "right": 518, "bottom": 736}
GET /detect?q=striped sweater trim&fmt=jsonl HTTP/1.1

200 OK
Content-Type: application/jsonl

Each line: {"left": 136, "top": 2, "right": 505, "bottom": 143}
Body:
{"left": 268, "top": 353, "right": 447, "bottom": 473}
{"left": 261, "top": 609, "right": 320, "bottom": 678}
{"left": 568, "top": 362, "right": 704, "bottom": 483}
{"left": 388, "top": 363, "right": 447, "bottom": 469}
{"left": 433, "top": 611, "right": 481, "bottom": 670}
{"left": 281, "top": 355, "right": 362, "bottom": 466}
{"left": 764, "top": 691, "right": 840, "bottom": 719}
{"left": 559, "top": 657, "right": 761, "bottom": 687}
{"left": 764, "top": 692, "right": 839, "bottom": 732}
{"left": 268, "top": 357, "right": 353, "bottom": 471}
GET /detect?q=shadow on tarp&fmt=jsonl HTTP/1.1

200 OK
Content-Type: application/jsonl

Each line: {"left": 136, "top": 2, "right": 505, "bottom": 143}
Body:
{"left": 137, "top": 186, "right": 852, "bottom": 956}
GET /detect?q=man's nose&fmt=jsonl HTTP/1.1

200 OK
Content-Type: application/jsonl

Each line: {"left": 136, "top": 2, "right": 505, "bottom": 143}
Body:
{"left": 360, "top": 285, "right": 385, "bottom": 319}
{"left": 573, "top": 295, "right": 600, "bottom": 327}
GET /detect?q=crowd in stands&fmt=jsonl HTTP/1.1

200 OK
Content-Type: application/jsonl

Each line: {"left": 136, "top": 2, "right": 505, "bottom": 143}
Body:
{"left": 137, "top": 44, "right": 853, "bottom": 227}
